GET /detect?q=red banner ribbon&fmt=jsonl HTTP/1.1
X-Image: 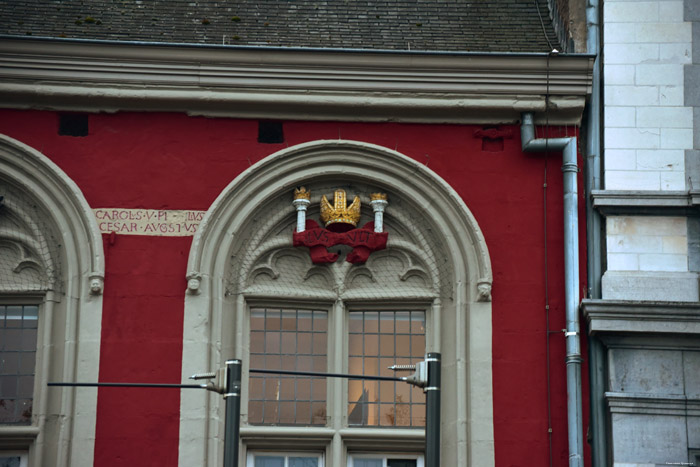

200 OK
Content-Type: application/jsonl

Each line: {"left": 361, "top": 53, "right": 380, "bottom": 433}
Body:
{"left": 293, "top": 220, "right": 388, "bottom": 264}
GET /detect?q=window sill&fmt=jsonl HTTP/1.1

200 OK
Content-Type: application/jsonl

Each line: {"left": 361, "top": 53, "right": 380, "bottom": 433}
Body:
{"left": 0, "top": 425, "right": 39, "bottom": 449}
{"left": 340, "top": 428, "right": 424, "bottom": 450}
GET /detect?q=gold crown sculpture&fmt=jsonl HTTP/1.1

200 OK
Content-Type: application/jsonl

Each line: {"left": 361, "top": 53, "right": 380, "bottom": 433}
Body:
{"left": 294, "top": 186, "right": 311, "bottom": 200}
{"left": 320, "top": 189, "right": 361, "bottom": 229}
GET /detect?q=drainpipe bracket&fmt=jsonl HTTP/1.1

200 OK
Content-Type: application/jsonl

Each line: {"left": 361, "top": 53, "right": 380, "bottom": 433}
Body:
{"left": 562, "top": 163, "right": 580, "bottom": 173}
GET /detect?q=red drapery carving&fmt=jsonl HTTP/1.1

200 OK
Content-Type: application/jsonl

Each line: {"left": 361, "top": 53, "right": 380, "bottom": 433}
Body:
{"left": 293, "top": 220, "right": 388, "bottom": 264}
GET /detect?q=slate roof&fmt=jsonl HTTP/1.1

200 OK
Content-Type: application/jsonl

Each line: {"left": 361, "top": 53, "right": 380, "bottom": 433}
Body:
{"left": 0, "top": 0, "right": 563, "bottom": 53}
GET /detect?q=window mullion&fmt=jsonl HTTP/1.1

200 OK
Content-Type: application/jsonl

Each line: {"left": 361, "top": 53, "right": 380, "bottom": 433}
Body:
{"left": 331, "top": 300, "right": 344, "bottom": 430}
{"left": 294, "top": 308, "right": 299, "bottom": 425}
{"left": 329, "top": 300, "right": 345, "bottom": 467}
{"left": 277, "top": 310, "right": 283, "bottom": 423}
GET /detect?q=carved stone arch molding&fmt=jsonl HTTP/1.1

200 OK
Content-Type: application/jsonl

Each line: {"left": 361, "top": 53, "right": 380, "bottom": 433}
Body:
{"left": 0, "top": 134, "right": 105, "bottom": 467}
{"left": 180, "top": 140, "right": 494, "bottom": 467}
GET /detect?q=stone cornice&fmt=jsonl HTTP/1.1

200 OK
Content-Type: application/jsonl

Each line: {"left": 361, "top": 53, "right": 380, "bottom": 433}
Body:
{"left": 0, "top": 37, "right": 594, "bottom": 124}
{"left": 591, "top": 190, "right": 700, "bottom": 216}
{"left": 605, "top": 392, "right": 700, "bottom": 416}
{"left": 582, "top": 299, "right": 700, "bottom": 335}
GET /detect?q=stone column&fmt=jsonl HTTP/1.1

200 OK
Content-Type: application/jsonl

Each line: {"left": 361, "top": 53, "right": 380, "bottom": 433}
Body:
{"left": 370, "top": 193, "right": 388, "bottom": 233}
{"left": 293, "top": 187, "right": 311, "bottom": 232}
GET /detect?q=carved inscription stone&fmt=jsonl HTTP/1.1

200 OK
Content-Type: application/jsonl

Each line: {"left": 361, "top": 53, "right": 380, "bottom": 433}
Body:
{"left": 93, "top": 208, "right": 206, "bottom": 236}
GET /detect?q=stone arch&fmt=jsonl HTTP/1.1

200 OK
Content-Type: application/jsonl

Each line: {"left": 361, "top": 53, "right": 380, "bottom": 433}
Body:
{"left": 180, "top": 140, "right": 494, "bottom": 466}
{"left": 0, "top": 134, "right": 104, "bottom": 466}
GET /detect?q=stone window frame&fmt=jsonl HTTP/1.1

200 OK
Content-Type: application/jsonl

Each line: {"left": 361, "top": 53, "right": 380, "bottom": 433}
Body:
{"left": 244, "top": 303, "right": 430, "bottom": 430}
{"left": 346, "top": 453, "right": 424, "bottom": 467}
{"left": 179, "top": 140, "right": 495, "bottom": 466}
{"left": 245, "top": 450, "right": 326, "bottom": 467}
{"left": 0, "top": 134, "right": 104, "bottom": 467}
{"left": 0, "top": 301, "right": 41, "bottom": 426}
{"left": 236, "top": 298, "right": 431, "bottom": 463}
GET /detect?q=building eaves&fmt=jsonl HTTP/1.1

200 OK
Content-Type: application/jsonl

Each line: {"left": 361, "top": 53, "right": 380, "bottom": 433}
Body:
{"left": 0, "top": 37, "right": 593, "bottom": 124}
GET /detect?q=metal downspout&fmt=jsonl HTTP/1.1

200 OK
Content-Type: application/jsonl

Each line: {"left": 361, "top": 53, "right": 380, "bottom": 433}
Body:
{"left": 585, "top": 0, "right": 608, "bottom": 465}
{"left": 521, "top": 112, "right": 584, "bottom": 467}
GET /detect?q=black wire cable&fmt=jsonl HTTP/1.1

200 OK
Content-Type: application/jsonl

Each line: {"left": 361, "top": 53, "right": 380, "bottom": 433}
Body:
{"left": 534, "top": 0, "right": 555, "bottom": 51}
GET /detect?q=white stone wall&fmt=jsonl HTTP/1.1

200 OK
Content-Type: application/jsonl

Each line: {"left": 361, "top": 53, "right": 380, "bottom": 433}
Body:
{"left": 604, "top": 0, "right": 692, "bottom": 191}
{"left": 603, "top": 0, "right": 694, "bottom": 283}
{"left": 606, "top": 216, "right": 688, "bottom": 272}
{"left": 599, "top": 5, "right": 699, "bottom": 466}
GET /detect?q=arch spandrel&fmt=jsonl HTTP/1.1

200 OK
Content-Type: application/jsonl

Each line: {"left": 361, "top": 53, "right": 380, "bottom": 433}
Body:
{"left": 0, "top": 182, "right": 57, "bottom": 292}
{"left": 224, "top": 180, "right": 441, "bottom": 301}
{"left": 187, "top": 140, "right": 492, "bottom": 300}
{"left": 0, "top": 134, "right": 105, "bottom": 294}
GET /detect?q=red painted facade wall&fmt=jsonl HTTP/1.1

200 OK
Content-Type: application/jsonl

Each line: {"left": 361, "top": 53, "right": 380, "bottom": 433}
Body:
{"left": 0, "top": 109, "right": 589, "bottom": 467}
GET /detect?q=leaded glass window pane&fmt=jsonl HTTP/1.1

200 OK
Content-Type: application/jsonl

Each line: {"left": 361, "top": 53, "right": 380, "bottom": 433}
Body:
{"left": 249, "top": 308, "right": 327, "bottom": 425}
{"left": 0, "top": 305, "right": 38, "bottom": 425}
{"left": 250, "top": 454, "right": 320, "bottom": 467}
{"left": 347, "top": 311, "right": 425, "bottom": 427}
{"left": 352, "top": 460, "right": 382, "bottom": 467}
{"left": 288, "top": 457, "right": 319, "bottom": 467}
{"left": 254, "top": 456, "right": 285, "bottom": 467}
{"left": 387, "top": 460, "right": 417, "bottom": 467}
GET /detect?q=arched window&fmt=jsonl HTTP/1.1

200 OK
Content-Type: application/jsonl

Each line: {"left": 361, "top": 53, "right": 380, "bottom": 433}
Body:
{"left": 180, "top": 140, "right": 493, "bottom": 466}
{"left": 0, "top": 135, "right": 104, "bottom": 466}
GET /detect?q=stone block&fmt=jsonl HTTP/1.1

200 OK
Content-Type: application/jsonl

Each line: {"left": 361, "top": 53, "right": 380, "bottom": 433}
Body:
{"left": 694, "top": 23, "right": 700, "bottom": 64}
{"left": 607, "top": 216, "right": 687, "bottom": 236}
{"left": 683, "top": 351, "right": 700, "bottom": 398}
{"left": 685, "top": 151, "right": 700, "bottom": 188}
{"left": 688, "top": 217, "right": 700, "bottom": 272}
{"left": 684, "top": 65, "right": 700, "bottom": 106}
{"left": 606, "top": 170, "right": 660, "bottom": 190}
{"left": 606, "top": 107, "right": 637, "bottom": 127}
{"left": 605, "top": 44, "right": 659, "bottom": 65}
{"left": 688, "top": 421, "right": 700, "bottom": 460}
{"left": 607, "top": 234, "right": 663, "bottom": 254}
{"left": 606, "top": 149, "right": 638, "bottom": 170}
{"left": 609, "top": 348, "right": 684, "bottom": 394}
{"left": 605, "top": 65, "right": 636, "bottom": 85}
{"left": 605, "top": 2, "right": 660, "bottom": 23}
{"left": 659, "top": 43, "right": 692, "bottom": 63}
{"left": 638, "top": 253, "right": 688, "bottom": 271}
{"left": 695, "top": 109, "right": 700, "bottom": 149}
{"left": 636, "top": 64, "right": 684, "bottom": 86}
{"left": 660, "top": 171, "right": 686, "bottom": 189}
{"left": 608, "top": 253, "right": 640, "bottom": 271}
{"left": 636, "top": 23, "right": 692, "bottom": 43}
{"left": 606, "top": 127, "right": 660, "bottom": 149}
{"left": 611, "top": 413, "right": 688, "bottom": 464}
{"left": 660, "top": 128, "right": 693, "bottom": 149}
{"left": 601, "top": 270, "right": 699, "bottom": 301}
{"left": 659, "top": 85, "right": 684, "bottom": 105}
{"left": 605, "top": 23, "right": 637, "bottom": 43}
{"left": 606, "top": 86, "right": 660, "bottom": 107}
{"left": 685, "top": 0, "right": 700, "bottom": 21}
{"left": 637, "top": 107, "right": 693, "bottom": 128}
{"left": 636, "top": 149, "right": 685, "bottom": 170}
{"left": 662, "top": 236, "right": 689, "bottom": 254}
{"left": 659, "top": 1, "right": 684, "bottom": 22}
